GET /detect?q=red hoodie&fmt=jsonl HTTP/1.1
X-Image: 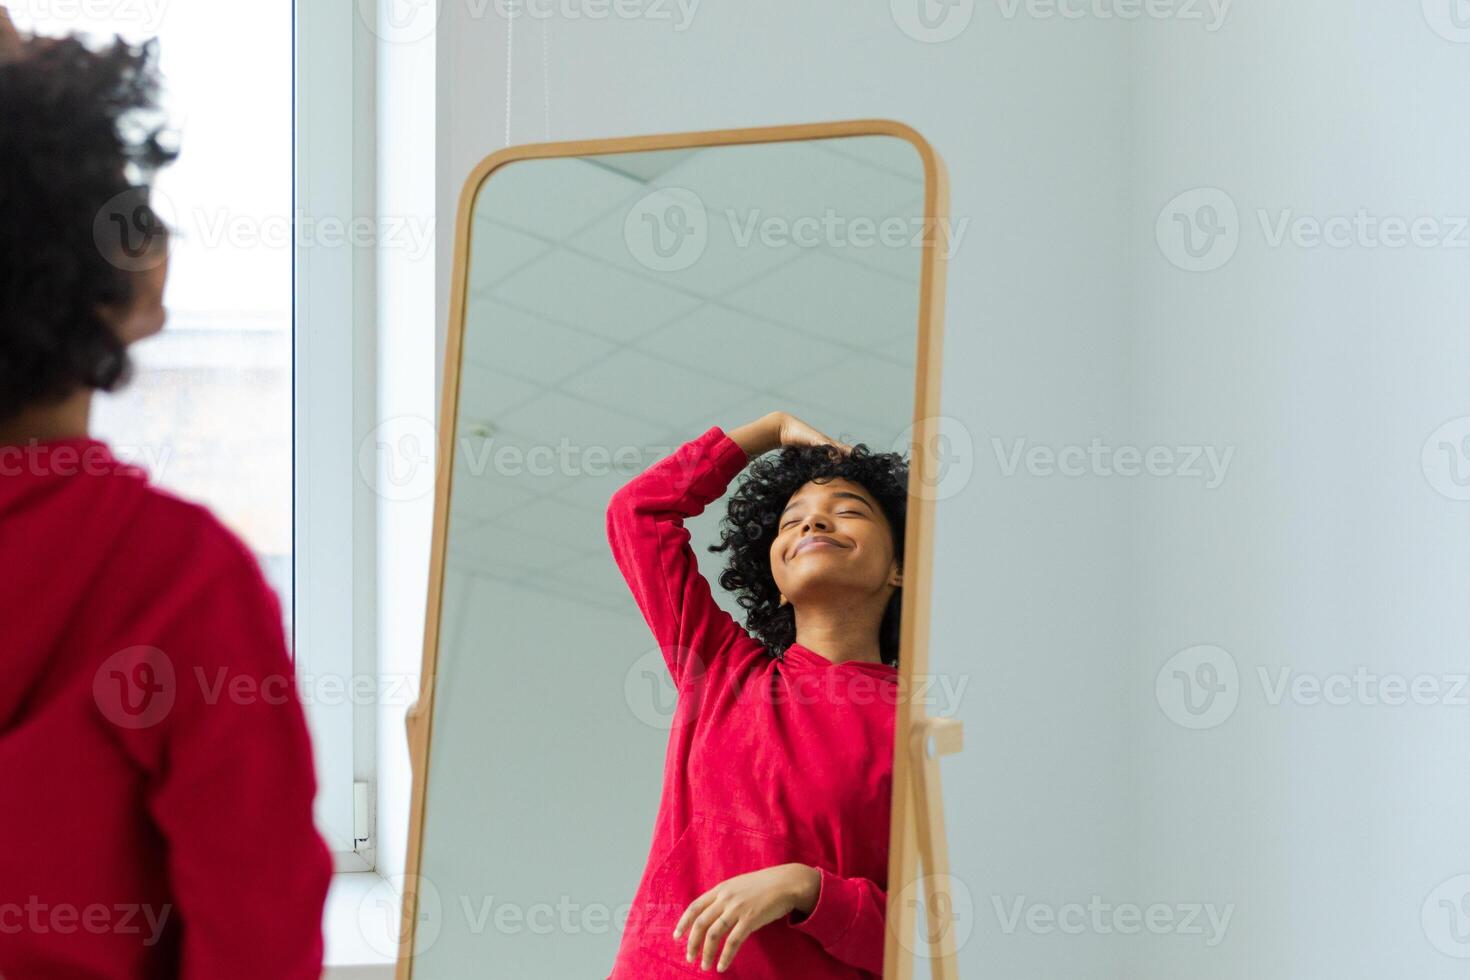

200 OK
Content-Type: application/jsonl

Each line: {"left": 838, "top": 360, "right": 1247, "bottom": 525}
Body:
{"left": 0, "top": 438, "right": 332, "bottom": 979}
{"left": 604, "top": 426, "right": 897, "bottom": 979}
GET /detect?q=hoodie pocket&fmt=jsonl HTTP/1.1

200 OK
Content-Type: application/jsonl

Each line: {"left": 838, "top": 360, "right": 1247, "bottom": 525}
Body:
{"left": 634, "top": 812, "right": 813, "bottom": 973}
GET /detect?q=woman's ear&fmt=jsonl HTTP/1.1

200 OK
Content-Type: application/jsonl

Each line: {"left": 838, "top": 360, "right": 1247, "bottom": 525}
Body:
{"left": 778, "top": 593, "right": 789, "bottom": 607}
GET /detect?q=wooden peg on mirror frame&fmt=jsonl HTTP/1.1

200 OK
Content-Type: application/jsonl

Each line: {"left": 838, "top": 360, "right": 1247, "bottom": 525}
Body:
{"left": 405, "top": 698, "right": 426, "bottom": 778}
{"left": 908, "top": 714, "right": 965, "bottom": 980}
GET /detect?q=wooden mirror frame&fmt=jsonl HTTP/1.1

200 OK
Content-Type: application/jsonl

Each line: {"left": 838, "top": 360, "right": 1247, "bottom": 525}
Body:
{"left": 397, "top": 118, "right": 959, "bottom": 980}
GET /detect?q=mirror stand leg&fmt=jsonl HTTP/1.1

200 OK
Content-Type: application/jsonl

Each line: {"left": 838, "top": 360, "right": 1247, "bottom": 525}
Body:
{"left": 908, "top": 715, "right": 965, "bottom": 979}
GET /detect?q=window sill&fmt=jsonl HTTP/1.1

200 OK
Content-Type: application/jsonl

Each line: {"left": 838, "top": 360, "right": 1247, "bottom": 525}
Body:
{"left": 324, "top": 872, "right": 398, "bottom": 979}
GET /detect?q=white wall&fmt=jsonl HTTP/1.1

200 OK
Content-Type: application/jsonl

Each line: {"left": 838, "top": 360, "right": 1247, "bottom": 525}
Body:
{"left": 397, "top": 2, "right": 1470, "bottom": 977}
{"left": 1132, "top": 2, "right": 1470, "bottom": 978}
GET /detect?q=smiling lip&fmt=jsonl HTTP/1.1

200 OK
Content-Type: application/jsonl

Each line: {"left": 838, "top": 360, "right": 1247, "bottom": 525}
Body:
{"left": 792, "top": 536, "right": 843, "bottom": 558}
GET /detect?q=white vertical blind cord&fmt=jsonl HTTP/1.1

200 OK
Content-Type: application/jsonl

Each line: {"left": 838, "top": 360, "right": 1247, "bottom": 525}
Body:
{"left": 504, "top": 2, "right": 553, "bottom": 146}
{"left": 504, "top": 0, "right": 516, "bottom": 145}
{"left": 541, "top": 16, "right": 551, "bottom": 139}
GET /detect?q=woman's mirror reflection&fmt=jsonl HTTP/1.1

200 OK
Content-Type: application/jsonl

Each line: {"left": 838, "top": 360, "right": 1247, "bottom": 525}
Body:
{"left": 410, "top": 132, "right": 933, "bottom": 980}
{"left": 604, "top": 410, "right": 908, "bottom": 974}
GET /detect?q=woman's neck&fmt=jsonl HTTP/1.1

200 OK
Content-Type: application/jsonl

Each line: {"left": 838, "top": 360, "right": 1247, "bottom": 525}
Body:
{"left": 0, "top": 389, "right": 92, "bottom": 446}
{"left": 793, "top": 602, "right": 888, "bottom": 666}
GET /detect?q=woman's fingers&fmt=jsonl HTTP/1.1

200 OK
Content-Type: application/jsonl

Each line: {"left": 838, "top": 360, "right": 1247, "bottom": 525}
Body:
{"left": 715, "top": 920, "right": 753, "bottom": 972}
{"left": 672, "top": 890, "right": 713, "bottom": 941}
{"left": 678, "top": 893, "right": 745, "bottom": 971}
{"left": 698, "top": 908, "right": 736, "bottom": 970}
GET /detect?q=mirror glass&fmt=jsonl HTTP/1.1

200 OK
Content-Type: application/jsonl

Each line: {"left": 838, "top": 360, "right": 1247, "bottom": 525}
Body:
{"left": 411, "top": 133, "right": 930, "bottom": 977}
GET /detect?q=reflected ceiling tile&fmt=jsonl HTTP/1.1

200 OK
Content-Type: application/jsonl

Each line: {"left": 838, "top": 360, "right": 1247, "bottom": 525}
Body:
{"left": 504, "top": 570, "right": 632, "bottom": 617}
{"left": 490, "top": 248, "right": 702, "bottom": 342}
{"left": 455, "top": 361, "right": 541, "bottom": 425}
{"left": 767, "top": 354, "right": 914, "bottom": 442}
{"left": 473, "top": 157, "right": 644, "bottom": 240}
{"left": 646, "top": 141, "right": 919, "bottom": 225}
{"left": 450, "top": 388, "right": 667, "bottom": 504}
{"left": 566, "top": 196, "right": 800, "bottom": 299}
{"left": 447, "top": 458, "right": 539, "bottom": 524}
{"left": 466, "top": 220, "right": 552, "bottom": 290}
{"left": 501, "top": 496, "right": 607, "bottom": 553}
{"left": 531, "top": 553, "right": 629, "bottom": 598}
{"left": 558, "top": 347, "right": 751, "bottom": 426}
{"left": 871, "top": 328, "right": 919, "bottom": 367}
{"left": 586, "top": 148, "right": 701, "bottom": 183}
{"left": 816, "top": 190, "right": 927, "bottom": 284}
{"left": 635, "top": 305, "right": 842, "bottom": 389}
{"left": 720, "top": 250, "right": 919, "bottom": 348}
{"left": 462, "top": 296, "right": 617, "bottom": 384}
{"left": 452, "top": 518, "right": 587, "bottom": 573}
{"left": 550, "top": 463, "right": 643, "bottom": 512}
{"left": 814, "top": 135, "right": 926, "bottom": 181}
{"left": 493, "top": 388, "right": 669, "bottom": 457}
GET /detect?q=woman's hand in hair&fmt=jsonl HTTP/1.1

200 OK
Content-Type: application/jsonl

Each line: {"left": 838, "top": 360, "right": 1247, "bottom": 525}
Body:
{"left": 673, "top": 862, "right": 822, "bottom": 972}
{"left": 728, "top": 412, "right": 851, "bottom": 460}
{"left": 777, "top": 413, "right": 852, "bottom": 455}
{"left": 0, "top": 6, "right": 24, "bottom": 57}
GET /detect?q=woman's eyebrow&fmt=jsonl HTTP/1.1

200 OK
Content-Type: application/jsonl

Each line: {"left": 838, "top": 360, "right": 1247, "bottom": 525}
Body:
{"left": 831, "top": 490, "right": 875, "bottom": 510}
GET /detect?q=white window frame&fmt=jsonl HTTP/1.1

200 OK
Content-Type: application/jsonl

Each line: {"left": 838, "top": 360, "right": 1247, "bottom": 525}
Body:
{"left": 294, "top": 0, "right": 380, "bottom": 872}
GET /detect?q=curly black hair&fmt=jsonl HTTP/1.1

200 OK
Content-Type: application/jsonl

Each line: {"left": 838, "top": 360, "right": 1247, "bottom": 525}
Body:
{"left": 708, "top": 442, "right": 910, "bottom": 667}
{"left": 0, "top": 31, "right": 177, "bottom": 422}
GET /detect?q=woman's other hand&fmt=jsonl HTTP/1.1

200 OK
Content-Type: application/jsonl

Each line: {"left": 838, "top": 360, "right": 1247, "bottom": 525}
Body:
{"left": 0, "top": 6, "right": 24, "bottom": 57}
{"left": 777, "top": 413, "right": 852, "bottom": 455}
{"left": 672, "top": 862, "right": 822, "bottom": 972}
{"left": 728, "top": 412, "right": 851, "bottom": 460}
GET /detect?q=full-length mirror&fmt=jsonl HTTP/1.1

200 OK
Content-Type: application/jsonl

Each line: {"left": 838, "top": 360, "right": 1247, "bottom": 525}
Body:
{"left": 400, "top": 122, "right": 951, "bottom": 979}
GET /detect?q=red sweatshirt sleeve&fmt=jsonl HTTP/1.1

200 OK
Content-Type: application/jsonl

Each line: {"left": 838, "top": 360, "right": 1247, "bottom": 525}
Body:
{"left": 605, "top": 425, "right": 753, "bottom": 689}
{"left": 788, "top": 866, "right": 887, "bottom": 976}
{"left": 107, "top": 519, "right": 333, "bottom": 979}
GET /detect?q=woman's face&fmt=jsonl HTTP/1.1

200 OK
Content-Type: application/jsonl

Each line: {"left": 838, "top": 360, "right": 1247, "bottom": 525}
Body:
{"left": 769, "top": 477, "right": 901, "bottom": 607}
{"left": 99, "top": 245, "right": 169, "bottom": 346}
